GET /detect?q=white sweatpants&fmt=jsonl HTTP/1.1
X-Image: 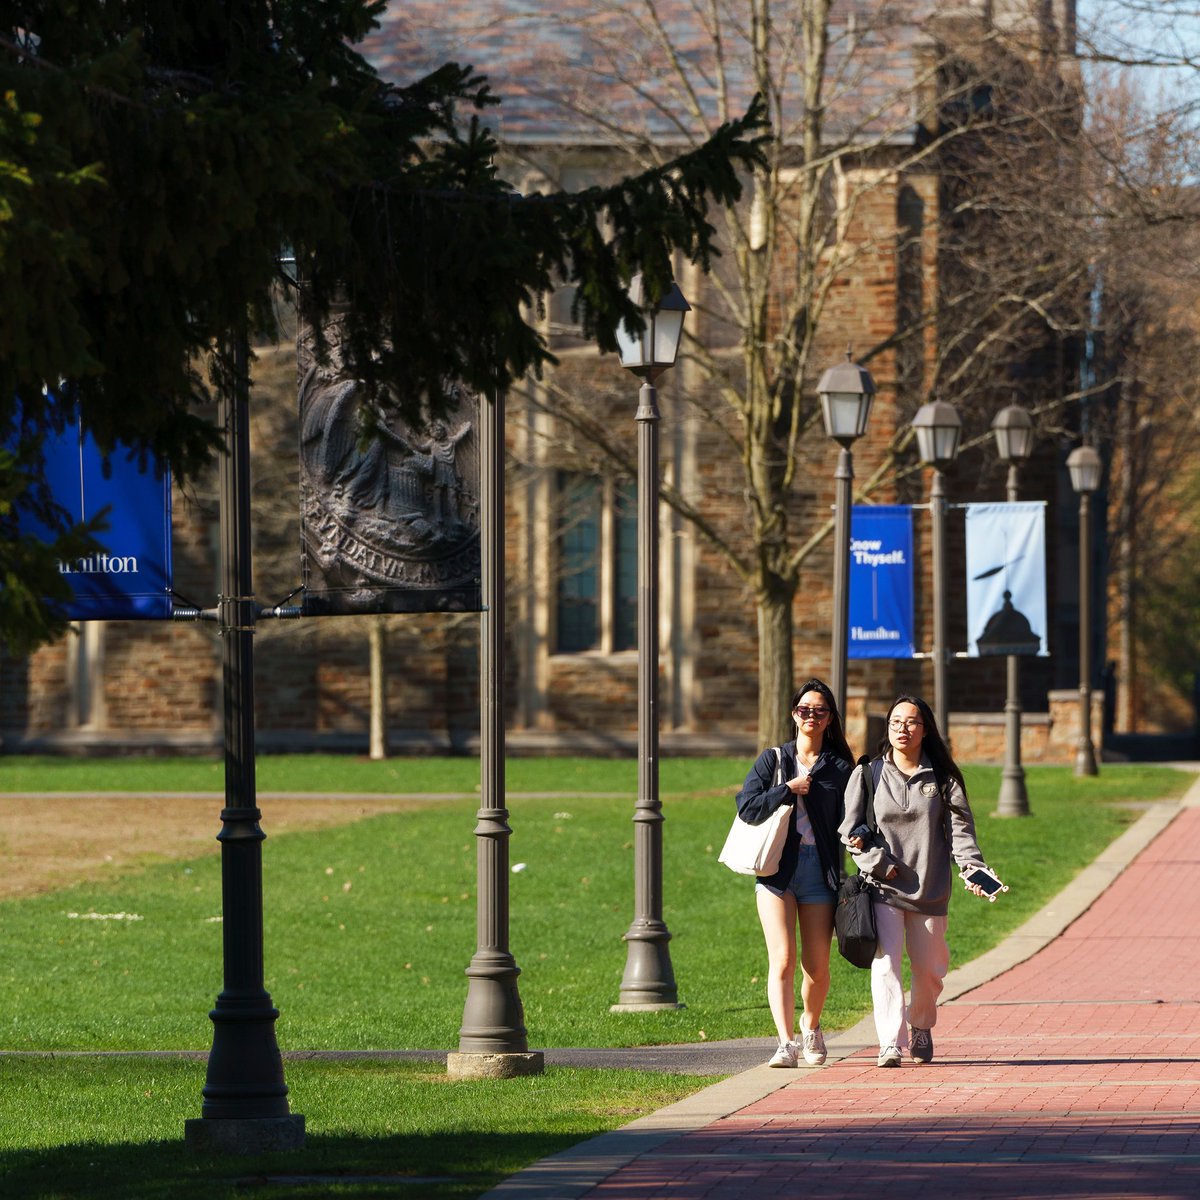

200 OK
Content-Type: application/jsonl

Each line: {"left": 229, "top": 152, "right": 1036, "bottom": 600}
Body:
{"left": 871, "top": 901, "right": 949, "bottom": 1053}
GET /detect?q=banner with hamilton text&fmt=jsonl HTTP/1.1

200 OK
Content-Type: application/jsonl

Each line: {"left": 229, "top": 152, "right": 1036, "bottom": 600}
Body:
{"left": 15, "top": 414, "right": 173, "bottom": 620}
{"left": 848, "top": 505, "right": 915, "bottom": 659}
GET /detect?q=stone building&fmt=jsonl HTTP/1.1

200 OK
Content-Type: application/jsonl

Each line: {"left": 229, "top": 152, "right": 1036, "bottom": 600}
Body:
{"left": 1, "top": 0, "right": 1105, "bottom": 761}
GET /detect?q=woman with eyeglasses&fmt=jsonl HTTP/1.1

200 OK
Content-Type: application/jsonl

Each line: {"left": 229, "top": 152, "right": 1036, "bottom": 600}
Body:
{"left": 839, "top": 694, "right": 993, "bottom": 1068}
{"left": 735, "top": 678, "right": 854, "bottom": 1069}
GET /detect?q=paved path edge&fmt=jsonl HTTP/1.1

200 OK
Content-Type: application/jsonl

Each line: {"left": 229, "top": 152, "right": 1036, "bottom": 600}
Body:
{"left": 480, "top": 772, "right": 1200, "bottom": 1199}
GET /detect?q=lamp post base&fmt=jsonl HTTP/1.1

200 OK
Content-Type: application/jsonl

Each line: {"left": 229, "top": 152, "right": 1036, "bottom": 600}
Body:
{"left": 610, "top": 1001, "right": 686, "bottom": 1012}
{"left": 458, "top": 949, "right": 532, "bottom": 1057}
{"left": 996, "top": 766, "right": 1030, "bottom": 817}
{"left": 447, "top": 1051, "right": 545, "bottom": 1080}
{"left": 184, "top": 1115, "right": 305, "bottom": 1155}
{"left": 614, "top": 925, "right": 682, "bottom": 1011}
{"left": 1075, "top": 742, "right": 1099, "bottom": 776}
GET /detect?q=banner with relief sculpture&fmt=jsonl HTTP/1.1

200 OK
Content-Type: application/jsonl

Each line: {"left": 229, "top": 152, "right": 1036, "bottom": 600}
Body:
{"left": 297, "top": 317, "right": 482, "bottom": 615}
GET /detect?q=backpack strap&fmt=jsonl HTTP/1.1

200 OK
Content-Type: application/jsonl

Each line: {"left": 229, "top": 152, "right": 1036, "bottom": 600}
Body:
{"left": 930, "top": 762, "right": 953, "bottom": 838}
{"left": 857, "top": 754, "right": 881, "bottom": 833}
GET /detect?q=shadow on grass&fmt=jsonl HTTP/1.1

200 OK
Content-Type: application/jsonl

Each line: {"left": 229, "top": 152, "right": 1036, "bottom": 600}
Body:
{"left": 0, "top": 1129, "right": 592, "bottom": 1199}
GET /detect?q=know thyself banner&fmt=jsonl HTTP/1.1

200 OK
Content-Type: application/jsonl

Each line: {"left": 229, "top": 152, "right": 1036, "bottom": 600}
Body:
{"left": 848, "top": 505, "right": 914, "bottom": 659}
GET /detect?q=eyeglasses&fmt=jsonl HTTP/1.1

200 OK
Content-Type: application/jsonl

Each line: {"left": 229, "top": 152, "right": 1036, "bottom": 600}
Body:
{"left": 888, "top": 718, "right": 923, "bottom": 731}
{"left": 794, "top": 705, "right": 830, "bottom": 720}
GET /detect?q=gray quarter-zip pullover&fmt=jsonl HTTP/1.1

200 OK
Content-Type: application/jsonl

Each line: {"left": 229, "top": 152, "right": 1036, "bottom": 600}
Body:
{"left": 838, "top": 751, "right": 984, "bottom": 916}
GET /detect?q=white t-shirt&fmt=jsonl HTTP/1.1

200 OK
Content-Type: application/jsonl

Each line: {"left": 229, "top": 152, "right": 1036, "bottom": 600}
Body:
{"left": 793, "top": 763, "right": 815, "bottom": 844}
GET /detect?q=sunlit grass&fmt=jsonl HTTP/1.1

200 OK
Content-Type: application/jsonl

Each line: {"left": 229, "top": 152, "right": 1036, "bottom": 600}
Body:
{"left": 0, "top": 758, "right": 1190, "bottom": 1198}
{"left": 0, "top": 761, "right": 1188, "bottom": 1051}
{"left": 0, "top": 753, "right": 752, "bottom": 796}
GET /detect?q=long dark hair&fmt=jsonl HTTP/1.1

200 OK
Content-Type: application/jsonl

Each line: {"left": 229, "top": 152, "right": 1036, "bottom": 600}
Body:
{"left": 876, "top": 694, "right": 964, "bottom": 791}
{"left": 791, "top": 677, "right": 854, "bottom": 763}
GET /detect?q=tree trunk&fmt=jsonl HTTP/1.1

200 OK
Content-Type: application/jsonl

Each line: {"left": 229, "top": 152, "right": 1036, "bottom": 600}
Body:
{"left": 757, "top": 580, "right": 796, "bottom": 747}
{"left": 369, "top": 616, "right": 388, "bottom": 760}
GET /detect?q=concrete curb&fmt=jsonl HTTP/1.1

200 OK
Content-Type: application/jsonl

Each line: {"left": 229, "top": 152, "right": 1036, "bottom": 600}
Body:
{"left": 479, "top": 772, "right": 1200, "bottom": 1199}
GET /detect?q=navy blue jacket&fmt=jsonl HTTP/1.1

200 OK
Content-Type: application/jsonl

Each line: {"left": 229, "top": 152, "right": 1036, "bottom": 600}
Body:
{"left": 735, "top": 742, "right": 852, "bottom": 893}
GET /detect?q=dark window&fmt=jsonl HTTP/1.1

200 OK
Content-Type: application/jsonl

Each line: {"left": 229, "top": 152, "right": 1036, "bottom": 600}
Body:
{"left": 554, "top": 472, "right": 638, "bottom": 653}
{"left": 556, "top": 474, "right": 600, "bottom": 652}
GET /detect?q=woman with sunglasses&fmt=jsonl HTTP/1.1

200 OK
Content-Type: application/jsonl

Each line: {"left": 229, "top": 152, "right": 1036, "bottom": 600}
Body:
{"left": 735, "top": 678, "right": 854, "bottom": 1068}
{"left": 839, "top": 694, "right": 993, "bottom": 1068}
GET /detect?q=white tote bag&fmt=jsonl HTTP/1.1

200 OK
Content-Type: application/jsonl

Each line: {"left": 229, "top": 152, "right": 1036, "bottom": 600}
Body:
{"left": 718, "top": 747, "right": 791, "bottom": 876}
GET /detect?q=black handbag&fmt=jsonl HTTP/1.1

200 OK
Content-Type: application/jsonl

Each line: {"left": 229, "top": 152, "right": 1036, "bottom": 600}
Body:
{"left": 835, "top": 756, "right": 880, "bottom": 969}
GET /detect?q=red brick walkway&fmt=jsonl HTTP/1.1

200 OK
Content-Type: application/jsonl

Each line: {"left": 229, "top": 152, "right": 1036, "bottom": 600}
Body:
{"left": 579, "top": 800, "right": 1200, "bottom": 1199}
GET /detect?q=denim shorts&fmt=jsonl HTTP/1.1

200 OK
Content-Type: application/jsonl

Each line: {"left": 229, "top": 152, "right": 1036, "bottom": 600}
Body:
{"left": 755, "top": 842, "right": 836, "bottom": 905}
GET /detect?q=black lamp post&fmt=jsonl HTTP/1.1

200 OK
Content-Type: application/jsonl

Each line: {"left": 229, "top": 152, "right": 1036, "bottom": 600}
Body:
{"left": 1067, "top": 442, "right": 1103, "bottom": 777}
{"left": 818, "top": 352, "right": 876, "bottom": 721}
{"left": 611, "top": 274, "right": 688, "bottom": 1012}
{"left": 184, "top": 332, "right": 305, "bottom": 1154}
{"left": 912, "top": 399, "right": 962, "bottom": 737}
{"left": 991, "top": 403, "right": 1035, "bottom": 816}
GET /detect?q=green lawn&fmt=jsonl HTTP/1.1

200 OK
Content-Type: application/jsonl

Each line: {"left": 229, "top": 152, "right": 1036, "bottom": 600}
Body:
{"left": 0, "top": 757, "right": 1191, "bottom": 1197}
{"left": 0, "top": 1057, "right": 702, "bottom": 1199}
{"left": 0, "top": 760, "right": 1188, "bottom": 1050}
{"left": 0, "top": 753, "right": 752, "bottom": 797}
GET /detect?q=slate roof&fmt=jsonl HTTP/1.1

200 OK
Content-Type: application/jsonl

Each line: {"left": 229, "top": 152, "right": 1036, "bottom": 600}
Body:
{"left": 361, "top": 1, "right": 937, "bottom": 147}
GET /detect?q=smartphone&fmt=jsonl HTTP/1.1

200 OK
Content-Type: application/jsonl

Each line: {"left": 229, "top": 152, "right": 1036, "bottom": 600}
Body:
{"left": 962, "top": 865, "right": 1007, "bottom": 901}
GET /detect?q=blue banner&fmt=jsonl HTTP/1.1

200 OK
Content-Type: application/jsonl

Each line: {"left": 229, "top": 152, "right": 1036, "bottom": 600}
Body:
{"left": 848, "top": 505, "right": 914, "bottom": 659}
{"left": 18, "top": 416, "right": 173, "bottom": 620}
{"left": 965, "top": 502, "right": 1047, "bottom": 656}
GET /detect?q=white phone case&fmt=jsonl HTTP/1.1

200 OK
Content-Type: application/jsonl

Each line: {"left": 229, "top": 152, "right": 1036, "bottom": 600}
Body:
{"left": 962, "top": 864, "right": 1008, "bottom": 902}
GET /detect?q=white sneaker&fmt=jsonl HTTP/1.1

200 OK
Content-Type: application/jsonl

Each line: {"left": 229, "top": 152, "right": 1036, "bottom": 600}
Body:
{"left": 799, "top": 1023, "right": 827, "bottom": 1066}
{"left": 877, "top": 1045, "right": 902, "bottom": 1068}
{"left": 767, "top": 1041, "right": 799, "bottom": 1068}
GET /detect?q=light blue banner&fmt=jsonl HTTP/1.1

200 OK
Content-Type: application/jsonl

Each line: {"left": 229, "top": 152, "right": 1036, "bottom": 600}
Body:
{"left": 848, "top": 505, "right": 914, "bottom": 659}
{"left": 965, "top": 502, "right": 1047, "bottom": 656}
{"left": 18, "top": 415, "right": 173, "bottom": 620}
